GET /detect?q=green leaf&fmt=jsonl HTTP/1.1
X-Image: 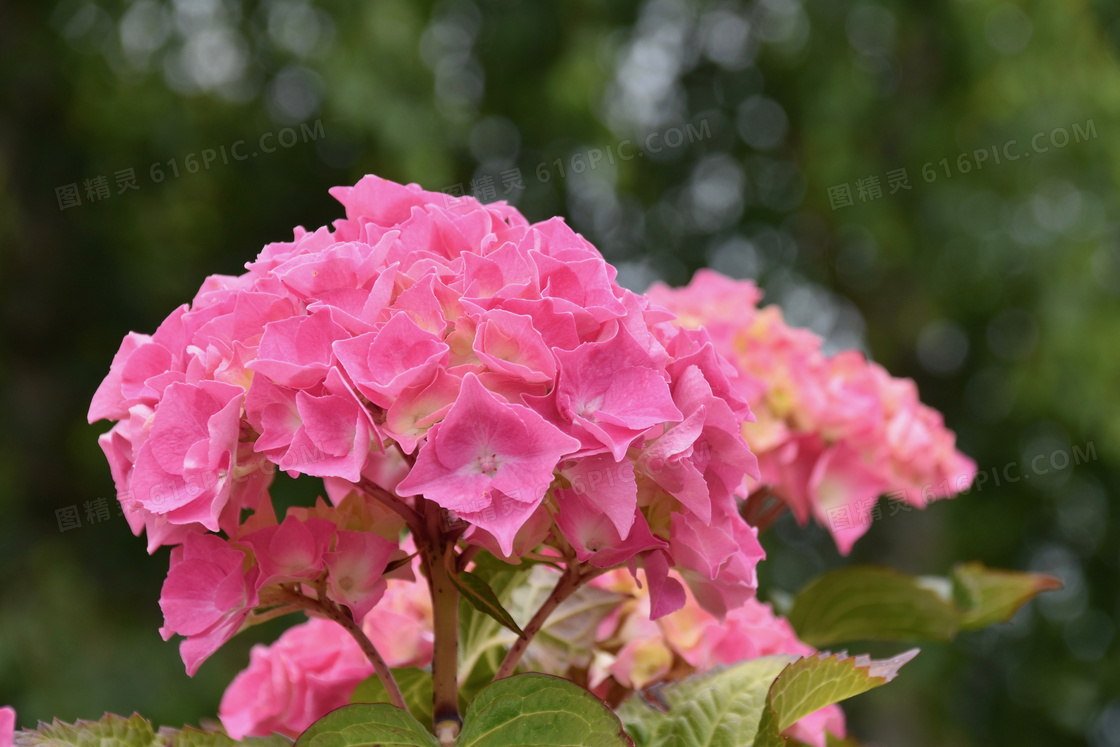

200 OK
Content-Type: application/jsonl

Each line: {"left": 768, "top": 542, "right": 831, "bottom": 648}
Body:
{"left": 616, "top": 655, "right": 795, "bottom": 747}
{"left": 825, "top": 735, "right": 868, "bottom": 747}
{"left": 351, "top": 667, "right": 435, "bottom": 732}
{"left": 164, "top": 727, "right": 291, "bottom": 746}
{"left": 951, "top": 562, "right": 1063, "bottom": 629}
{"left": 14, "top": 714, "right": 291, "bottom": 747}
{"left": 458, "top": 556, "right": 534, "bottom": 705}
{"left": 785, "top": 737, "right": 867, "bottom": 747}
{"left": 456, "top": 673, "right": 633, "bottom": 747}
{"left": 452, "top": 569, "right": 526, "bottom": 639}
{"left": 787, "top": 564, "right": 1060, "bottom": 648}
{"left": 753, "top": 650, "right": 919, "bottom": 747}
{"left": 293, "top": 704, "right": 439, "bottom": 747}
{"left": 787, "top": 567, "right": 959, "bottom": 647}
{"left": 15, "top": 713, "right": 161, "bottom": 747}
{"left": 326, "top": 674, "right": 631, "bottom": 746}
{"left": 616, "top": 650, "right": 912, "bottom": 747}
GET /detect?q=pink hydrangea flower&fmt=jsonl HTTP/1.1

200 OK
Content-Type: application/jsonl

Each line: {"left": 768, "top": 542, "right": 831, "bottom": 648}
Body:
{"left": 0, "top": 706, "right": 15, "bottom": 747}
{"left": 649, "top": 269, "right": 977, "bottom": 552}
{"left": 219, "top": 617, "right": 375, "bottom": 739}
{"left": 360, "top": 573, "right": 435, "bottom": 668}
{"left": 324, "top": 530, "right": 397, "bottom": 621}
{"left": 239, "top": 515, "right": 336, "bottom": 587}
{"left": 92, "top": 175, "right": 767, "bottom": 675}
{"left": 590, "top": 569, "right": 847, "bottom": 747}
{"left": 129, "top": 380, "right": 244, "bottom": 532}
{"left": 220, "top": 575, "right": 433, "bottom": 739}
{"left": 395, "top": 373, "right": 581, "bottom": 555}
{"left": 86, "top": 174, "right": 986, "bottom": 745}
{"left": 554, "top": 488, "right": 667, "bottom": 567}
{"left": 159, "top": 533, "right": 259, "bottom": 675}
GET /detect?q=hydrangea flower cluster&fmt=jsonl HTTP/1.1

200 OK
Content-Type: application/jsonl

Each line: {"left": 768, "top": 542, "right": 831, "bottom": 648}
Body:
{"left": 648, "top": 271, "right": 977, "bottom": 553}
{"left": 88, "top": 176, "right": 765, "bottom": 686}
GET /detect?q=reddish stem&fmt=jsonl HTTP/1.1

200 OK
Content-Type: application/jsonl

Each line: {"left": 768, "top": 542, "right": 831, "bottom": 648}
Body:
{"left": 270, "top": 586, "right": 406, "bottom": 710}
{"left": 742, "top": 485, "right": 789, "bottom": 532}
{"left": 752, "top": 499, "right": 789, "bottom": 533}
{"left": 357, "top": 477, "right": 424, "bottom": 537}
{"left": 493, "top": 562, "right": 595, "bottom": 681}
{"left": 421, "top": 500, "right": 462, "bottom": 741}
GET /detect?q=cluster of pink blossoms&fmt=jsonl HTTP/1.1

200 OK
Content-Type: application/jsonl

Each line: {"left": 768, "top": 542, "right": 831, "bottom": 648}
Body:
{"left": 649, "top": 271, "right": 977, "bottom": 553}
{"left": 88, "top": 176, "right": 766, "bottom": 677}
{"left": 584, "top": 569, "right": 844, "bottom": 747}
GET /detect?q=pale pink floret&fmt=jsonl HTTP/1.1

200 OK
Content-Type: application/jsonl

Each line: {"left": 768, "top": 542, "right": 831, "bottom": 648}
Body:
{"left": 555, "top": 488, "right": 666, "bottom": 567}
{"left": 159, "top": 533, "right": 259, "bottom": 675}
{"left": 592, "top": 569, "right": 847, "bottom": 747}
{"left": 130, "top": 380, "right": 244, "bottom": 532}
{"left": 247, "top": 308, "right": 350, "bottom": 389}
{"left": 463, "top": 503, "right": 554, "bottom": 563}
{"left": 239, "top": 515, "right": 336, "bottom": 588}
{"left": 220, "top": 575, "right": 433, "bottom": 739}
{"left": 609, "top": 637, "right": 673, "bottom": 691}
{"left": 472, "top": 308, "right": 556, "bottom": 384}
{"left": 382, "top": 369, "right": 461, "bottom": 454}
{"left": 244, "top": 375, "right": 301, "bottom": 457}
{"left": 638, "top": 407, "right": 714, "bottom": 522}
{"left": 531, "top": 246, "right": 627, "bottom": 321}
{"left": 279, "top": 372, "right": 376, "bottom": 482}
{"left": 361, "top": 574, "right": 435, "bottom": 668}
{"left": 641, "top": 550, "right": 688, "bottom": 620}
{"left": 553, "top": 328, "right": 682, "bottom": 461}
{"left": 325, "top": 530, "right": 397, "bottom": 621}
{"left": 396, "top": 373, "right": 581, "bottom": 555}
{"left": 332, "top": 312, "right": 449, "bottom": 408}
{"left": 559, "top": 453, "right": 638, "bottom": 539}
{"left": 219, "top": 617, "right": 374, "bottom": 739}
{"left": 88, "top": 332, "right": 154, "bottom": 423}
{"left": 809, "top": 442, "right": 892, "bottom": 554}
{"left": 651, "top": 269, "right": 977, "bottom": 554}
{"left": 671, "top": 510, "right": 766, "bottom": 619}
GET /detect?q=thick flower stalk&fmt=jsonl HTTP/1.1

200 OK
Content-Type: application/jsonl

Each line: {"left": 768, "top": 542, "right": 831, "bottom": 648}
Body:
{"left": 89, "top": 176, "right": 767, "bottom": 738}
{"left": 649, "top": 271, "right": 978, "bottom": 553}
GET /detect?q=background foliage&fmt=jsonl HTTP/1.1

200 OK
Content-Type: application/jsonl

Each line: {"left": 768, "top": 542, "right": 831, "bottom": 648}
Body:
{"left": 1, "top": 0, "right": 1118, "bottom": 744}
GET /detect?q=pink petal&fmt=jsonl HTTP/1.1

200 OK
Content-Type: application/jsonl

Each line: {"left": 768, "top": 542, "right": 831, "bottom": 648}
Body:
{"left": 248, "top": 309, "right": 351, "bottom": 389}
{"left": 325, "top": 531, "right": 395, "bottom": 621}
{"left": 561, "top": 453, "right": 637, "bottom": 539}
{"left": 643, "top": 550, "right": 687, "bottom": 620}
{"left": 332, "top": 312, "right": 449, "bottom": 408}
{"left": 396, "top": 374, "right": 580, "bottom": 531}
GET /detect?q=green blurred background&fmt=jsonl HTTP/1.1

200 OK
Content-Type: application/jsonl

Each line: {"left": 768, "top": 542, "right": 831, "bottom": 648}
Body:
{"left": 1, "top": 0, "right": 1118, "bottom": 744}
